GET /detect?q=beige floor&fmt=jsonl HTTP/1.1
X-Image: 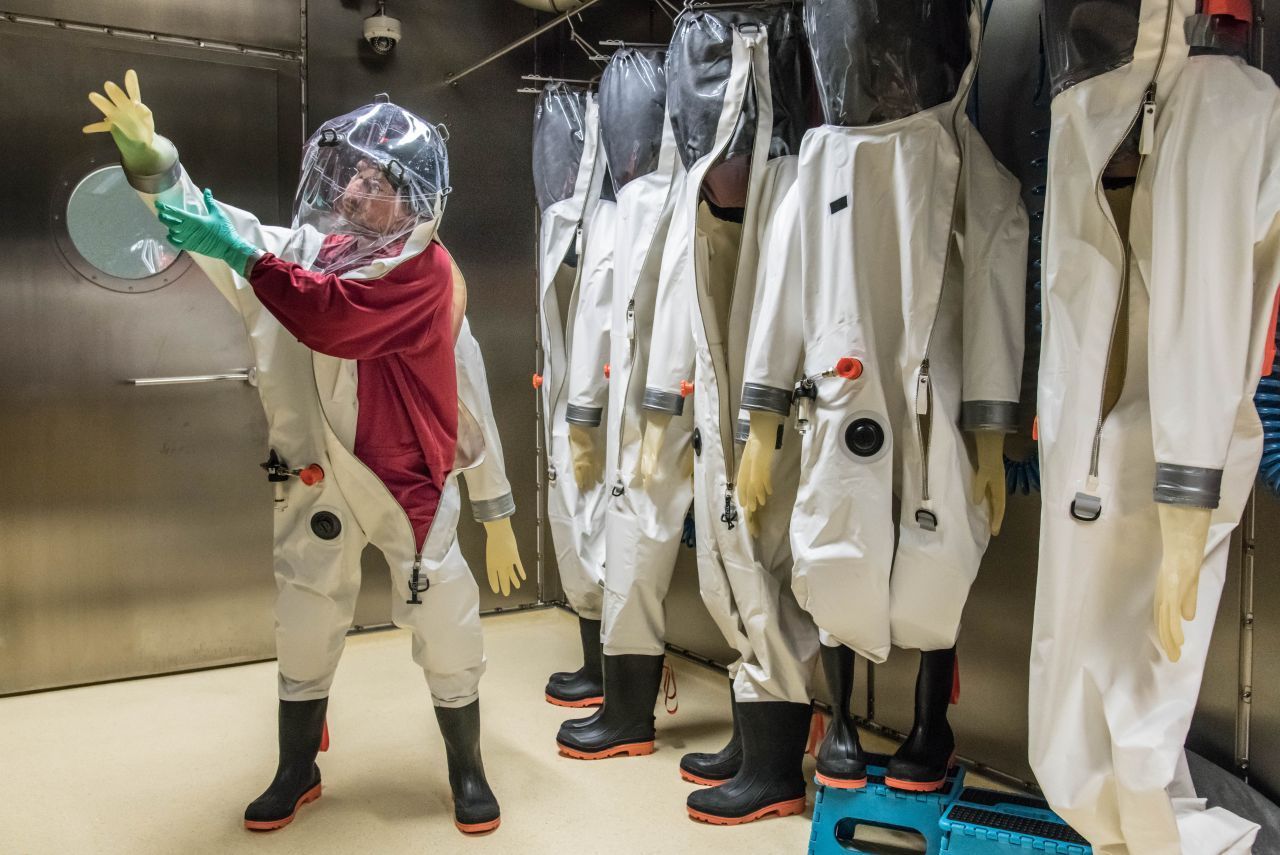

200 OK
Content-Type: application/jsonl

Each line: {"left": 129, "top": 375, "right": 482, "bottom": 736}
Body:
{"left": 0, "top": 608, "right": 1001, "bottom": 854}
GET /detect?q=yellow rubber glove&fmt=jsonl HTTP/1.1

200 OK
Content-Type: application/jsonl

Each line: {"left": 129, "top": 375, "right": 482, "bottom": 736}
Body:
{"left": 82, "top": 70, "right": 177, "bottom": 176}
{"left": 483, "top": 517, "right": 526, "bottom": 597}
{"left": 1154, "top": 504, "right": 1211, "bottom": 662}
{"left": 639, "top": 413, "right": 694, "bottom": 487}
{"left": 639, "top": 413, "right": 669, "bottom": 486}
{"left": 971, "top": 431, "right": 1008, "bottom": 536}
{"left": 736, "top": 411, "right": 784, "bottom": 538}
{"left": 569, "top": 423, "right": 604, "bottom": 491}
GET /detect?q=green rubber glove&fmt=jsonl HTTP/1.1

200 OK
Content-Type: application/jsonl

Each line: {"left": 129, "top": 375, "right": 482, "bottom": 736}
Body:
{"left": 156, "top": 189, "right": 259, "bottom": 277}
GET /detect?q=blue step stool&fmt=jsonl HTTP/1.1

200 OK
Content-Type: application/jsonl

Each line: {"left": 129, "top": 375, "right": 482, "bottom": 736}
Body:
{"left": 809, "top": 752, "right": 967, "bottom": 855}
{"left": 940, "top": 787, "right": 1092, "bottom": 854}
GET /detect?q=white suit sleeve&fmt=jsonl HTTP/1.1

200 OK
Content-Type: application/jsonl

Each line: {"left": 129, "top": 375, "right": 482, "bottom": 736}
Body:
{"left": 565, "top": 203, "right": 616, "bottom": 428}
{"left": 642, "top": 205, "right": 697, "bottom": 417}
{"left": 1146, "top": 64, "right": 1280, "bottom": 509}
{"left": 455, "top": 320, "right": 516, "bottom": 522}
{"left": 742, "top": 185, "right": 804, "bottom": 415}
{"left": 957, "top": 124, "right": 1027, "bottom": 434}
{"left": 122, "top": 150, "right": 304, "bottom": 308}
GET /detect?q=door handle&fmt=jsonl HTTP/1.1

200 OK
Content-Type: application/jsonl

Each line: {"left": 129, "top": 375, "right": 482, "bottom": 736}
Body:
{"left": 128, "top": 368, "right": 257, "bottom": 387}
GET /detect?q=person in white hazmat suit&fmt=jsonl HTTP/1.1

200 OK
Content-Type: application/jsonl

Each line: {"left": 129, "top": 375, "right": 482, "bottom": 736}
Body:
{"left": 555, "top": 47, "right": 696, "bottom": 762}
{"left": 638, "top": 6, "right": 821, "bottom": 825}
{"left": 84, "top": 73, "right": 527, "bottom": 836}
{"left": 1031, "top": 0, "right": 1280, "bottom": 850}
{"left": 532, "top": 83, "right": 614, "bottom": 709}
{"left": 737, "top": 0, "right": 1027, "bottom": 794}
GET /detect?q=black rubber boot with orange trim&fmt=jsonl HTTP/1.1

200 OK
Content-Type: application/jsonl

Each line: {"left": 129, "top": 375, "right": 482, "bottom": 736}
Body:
{"left": 435, "top": 700, "right": 501, "bottom": 834}
{"left": 244, "top": 698, "right": 327, "bottom": 832}
{"left": 686, "top": 701, "right": 810, "bottom": 825}
{"left": 679, "top": 679, "right": 741, "bottom": 786}
{"left": 885, "top": 646, "right": 957, "bottom": 793}
{"left": 556, "top": 653, "right": 664, "bottom": 760}
{"left": 545, "top": 616, "right": 604, "bottom": 708}
{"left": 815, "top": 643, "right": 867, "bottom": 789}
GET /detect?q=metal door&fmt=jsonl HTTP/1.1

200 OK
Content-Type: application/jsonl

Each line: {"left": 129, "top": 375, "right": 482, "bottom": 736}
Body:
{"left": 0, "top": 26, "right": 302, "bottom": 693}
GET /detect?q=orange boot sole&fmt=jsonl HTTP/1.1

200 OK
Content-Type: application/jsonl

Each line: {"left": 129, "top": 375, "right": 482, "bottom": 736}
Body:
{"left": 544, "top": 693, "right": 604, "bottom": 709}
{"left": 884, "top": 754, "right": 956, "bottom": 793}
{"left": 455, "top": 816, "right": 501, "bottom": 834}
{"left": 679, "top": 769, "right": 730, "bottom": 787}
{"left": 815, "top": 770, "right": 868, "bottom": 790}
{"left": 687, "top": 796, "right": 807, "bottom": 826}
{"left": 557, "top": 740, "right": 655, "bottom": 760}
{"left": 243, "top": 783, "right": 322, "bottom": 832}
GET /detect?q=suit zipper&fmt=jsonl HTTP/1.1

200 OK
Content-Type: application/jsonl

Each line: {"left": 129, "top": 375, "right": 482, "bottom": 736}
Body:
{"left": 1075, "top": 5, "right": 1174, "bottom": 521}
{"left": 309, "top": 355, "right": 425, "bottom": 603}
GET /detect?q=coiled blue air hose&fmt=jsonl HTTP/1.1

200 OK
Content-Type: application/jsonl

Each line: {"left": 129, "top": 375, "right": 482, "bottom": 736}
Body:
{"left": 1257, "top": 335, "right": 1280, "bottom": 494}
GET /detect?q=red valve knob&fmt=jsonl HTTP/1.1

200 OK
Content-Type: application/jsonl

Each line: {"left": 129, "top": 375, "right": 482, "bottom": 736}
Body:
{"left": 604, "top": 363, "right": 611, "bottom": 379}
{"left": 835, "top": 357, "right": 863, "bottom": 380}
{"left": 679, "top": 380, "right": 695, "bottom": 398}
{"left": 299, "top": 464, "right": 325, "bottom": 487}
{"left": 532, "top": 373, "right": 544, "bottom": 390}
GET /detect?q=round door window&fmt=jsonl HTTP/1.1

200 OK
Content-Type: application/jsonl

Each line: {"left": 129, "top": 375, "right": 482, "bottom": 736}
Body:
{"left": 55, "top": 163, "right": 189, "bottom": 293}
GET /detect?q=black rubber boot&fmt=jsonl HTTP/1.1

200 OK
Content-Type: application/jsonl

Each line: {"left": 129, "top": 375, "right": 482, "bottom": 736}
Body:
{"left": 885, "top": 646, "right": 957, "bottom": 792}
{"left": 686, "top": 701, "right": 811, "bottom": 825}
{"left": 244, "top": 698, "right": 327, "bottom": 831}
{"left": 545, "top": 616, "right": 604, "bottom": 708}
{"left": 435, "top": 701, "right": 501, "bottom": 834}
{"left": 679, "top": 679, "right": 742, "bottom": 785}
{"left": 816, "top": 643, "right": 867, "bottom": 788}
{"left": 556, "top": 654, "right": 664, "bottom": 759}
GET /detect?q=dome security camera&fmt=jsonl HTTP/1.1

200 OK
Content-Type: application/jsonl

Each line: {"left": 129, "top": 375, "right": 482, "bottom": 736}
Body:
{"left": 364, "top": 3, "right": 401, "bottom": 55}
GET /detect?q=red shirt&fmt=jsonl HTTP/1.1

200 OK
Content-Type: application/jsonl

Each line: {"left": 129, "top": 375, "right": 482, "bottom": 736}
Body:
{"left": 248, "top": 239, "right": 458, "bottom": 550}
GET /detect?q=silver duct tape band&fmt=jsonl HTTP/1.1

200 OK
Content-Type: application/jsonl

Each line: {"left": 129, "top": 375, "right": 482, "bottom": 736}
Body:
{"left": 124, "top": 158, "right": 183, "bottom": 194}
{"left": 741, "top": 382, "right": 792, "bottom": 416}
{"left": 565, "top": 404, "right": 604, "bottom": 427}
{"left": 471, "top": 493, "right": 517, "bottom": 522}
{"left": 1153, "top": 463, "right": 1223, "bottom": 510}
{"left": 960, "top": 400, "right": 1019, "bottom": 433}
{"left": 642, "top": 387, "right": 685, "bottom": 416}
{"left": 735, "top": 417, "right": 750, "bottom": 445}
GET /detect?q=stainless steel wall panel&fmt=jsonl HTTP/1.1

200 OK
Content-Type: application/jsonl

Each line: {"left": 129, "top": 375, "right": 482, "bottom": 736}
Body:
{"left": 1241, "top": 491, "right": 1280, "bottom": 804}
{"left": 3, "top": 0, "right": 301, "bottom": 51}
{"left": 0, "top": 27, "right": 302, "bottom": 693}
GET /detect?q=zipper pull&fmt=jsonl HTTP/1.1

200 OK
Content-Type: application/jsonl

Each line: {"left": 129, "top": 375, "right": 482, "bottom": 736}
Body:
{"left": 547, "top": 463, "right": 558, "bottom": 485}
{"left": 575, "top": 226, "right": 585, "bottom": 257}
{"left": 611, "top": 476, "right": 625, "bottom": 498}
{"left": 794, "top": 378, "right": 817, "bottom": 435}
{"left": 406, "top": 554, "right": 428, "bottom": 605}
{"left": 626, "top": 299, "right": 636, "bottom": 340}
{"left": 915, "top": 367, "right": 931, "bottom": 416}
{"left": 721, "top": 488, "right": 738, "bottom": 530}
{"left": 1139, "top": 86, "right": 1158, "bottom": 156}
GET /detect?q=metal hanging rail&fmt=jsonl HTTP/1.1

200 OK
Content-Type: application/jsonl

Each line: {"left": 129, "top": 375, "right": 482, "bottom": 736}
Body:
{"left": 0, "top": 9, "right": 301, "bottom": 61}
{"left": 444, "top": 0, "right": 610, "bottom": 85}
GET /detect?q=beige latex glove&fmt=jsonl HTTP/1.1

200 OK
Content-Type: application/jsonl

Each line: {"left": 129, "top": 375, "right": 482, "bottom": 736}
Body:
{"left": 569, "top": 423, "right": 604, "bottom": 491}
{"left": 971, "top": 431, "right": 1008, "bottom": 536}
{"left": 638, "top": 413, "right": 694, "bottom": 487}
{"left": 1155, "top": 504, "right": 1211, "bottom": 662}
{"left": 82, "top": 70, "right": 177, "bottom": 176}
{"left": 736, "top": 412, "right": 785, "bottom": 538}
{"left": 483, "top": 517, "right": 526, "bottom": 597}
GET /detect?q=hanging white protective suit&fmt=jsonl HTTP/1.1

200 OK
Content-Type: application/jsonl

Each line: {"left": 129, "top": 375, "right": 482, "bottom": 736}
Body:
{"left": 644, "top": 8, "right": 818, "bottom": 705}
{"left": 1031, "top": 0, "right": 1278, "bottom": 851}
{"left": 577, "top": 47, "right": 693, "bottom": 658}
{"left": 533, "top": 84, "right": 610, "bottom": 621}
{"left": 741, "top": 3, "right": 1026, "bottom": 663}
{"left": 124, "top": 131, "right": 514, "bottom": 709}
